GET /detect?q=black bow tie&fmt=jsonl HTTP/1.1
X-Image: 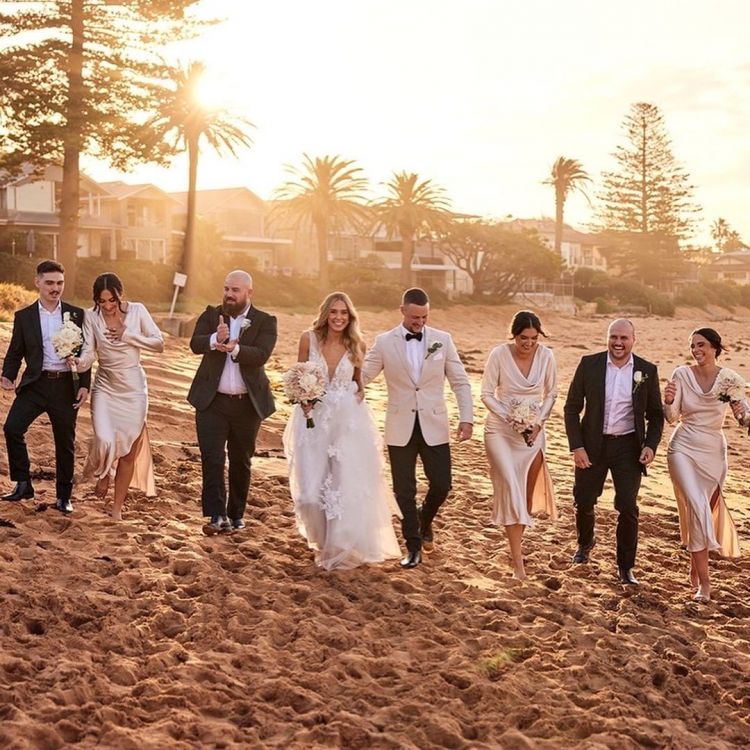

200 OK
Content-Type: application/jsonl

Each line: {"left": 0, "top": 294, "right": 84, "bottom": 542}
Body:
{"left": 405, "top": 332, "right": 423, "bottom": 342}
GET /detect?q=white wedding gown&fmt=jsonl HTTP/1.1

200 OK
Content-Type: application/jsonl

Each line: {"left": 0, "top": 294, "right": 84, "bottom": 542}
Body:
{"left": 283, "top": 332, "right": 401, "bottom": 570}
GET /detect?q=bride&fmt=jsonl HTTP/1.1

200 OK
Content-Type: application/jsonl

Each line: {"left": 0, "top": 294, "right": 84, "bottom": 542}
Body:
{"left": 283, "top": 292, "right": 401, "bottom": 570}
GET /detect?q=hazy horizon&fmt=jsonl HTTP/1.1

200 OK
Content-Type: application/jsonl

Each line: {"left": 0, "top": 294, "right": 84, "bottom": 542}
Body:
{"left": 82, "top": 0, "right": 750, "bottom": 246}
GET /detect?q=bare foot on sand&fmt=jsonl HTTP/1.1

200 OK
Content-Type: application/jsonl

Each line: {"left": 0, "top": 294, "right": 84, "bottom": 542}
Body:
{"left": 94, "top": 475, "right": 110, "bottom": 500}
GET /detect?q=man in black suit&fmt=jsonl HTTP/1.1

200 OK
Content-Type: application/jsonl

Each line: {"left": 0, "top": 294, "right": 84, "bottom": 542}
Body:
{"left": 564, "top": 319, "right": 664, "bottom": 585}
{"left": 1, "top": 260, "right": 90, "bottom": 513}
{"left": 188, "top": 270, "right": 277, "bottom": 535}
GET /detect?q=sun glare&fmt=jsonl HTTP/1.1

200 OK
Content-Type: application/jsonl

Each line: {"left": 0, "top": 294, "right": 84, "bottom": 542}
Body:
{"left": 190, "top": 66, "right": 230, "bottom": 111}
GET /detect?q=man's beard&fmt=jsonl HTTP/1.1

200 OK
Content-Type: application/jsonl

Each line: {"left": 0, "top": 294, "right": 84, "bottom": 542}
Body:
{"left": 222, "top": 298, "right": 246, "bottom": 317}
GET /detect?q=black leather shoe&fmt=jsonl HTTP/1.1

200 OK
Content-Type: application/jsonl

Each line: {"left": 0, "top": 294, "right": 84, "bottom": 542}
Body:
{"left": 231, "top": 518, "right": 245, "bottom": 530}
{"left": 55, "top": 498, "right": 73, "bottom": 514}
{"left": 618, "top": 568, "right": 639, "bottom": 585}
{"left": 572, "top": 537, "right": 596, "bottom": 564}
{"left": 203, "top": 515, "right": 231, "bottom": 535}
{"left": 400, "top": 550, "right": 422, "bottom": 569}
{"left": 419, "top": 507, "right": 434, "bottom": 552}
{"left": 2, "top": 481, "right": 34, "bottom": 502}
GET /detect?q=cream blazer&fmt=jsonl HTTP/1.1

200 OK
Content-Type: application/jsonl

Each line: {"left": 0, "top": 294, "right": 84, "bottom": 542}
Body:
{"left": 362, "top": 325, "right": 473, "bottom": 447}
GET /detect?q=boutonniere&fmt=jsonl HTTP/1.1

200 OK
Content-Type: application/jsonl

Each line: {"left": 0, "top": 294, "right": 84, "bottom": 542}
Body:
{"left": 633, "top": 370, "right": 648, "bottom": 392}
{"left": 425, "top": 342, "right": 443, "bottom": 359}
{"left": 240, "top": 318, "right": 252, "bottom": 333}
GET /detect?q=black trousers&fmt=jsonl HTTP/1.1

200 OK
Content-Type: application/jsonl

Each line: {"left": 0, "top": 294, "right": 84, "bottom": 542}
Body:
{"left": 573, "top": 433, "right": 642, "bottom": 569}
{"left": 196, "top": 394, "right": 262, "bottom": 519}
{"left": 387, "top": 417, "right": 452, "bottom": 553}
{"left": 3, "top": 374, "right": 78, "bottom": 501}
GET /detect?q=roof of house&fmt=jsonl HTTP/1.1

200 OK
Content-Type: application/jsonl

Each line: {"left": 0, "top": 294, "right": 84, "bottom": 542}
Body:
{"left": 169, "top": 187, "right": 265, "bottom": 212}
{"left": 99, "top": 181, "right": 177, "bottom": 202}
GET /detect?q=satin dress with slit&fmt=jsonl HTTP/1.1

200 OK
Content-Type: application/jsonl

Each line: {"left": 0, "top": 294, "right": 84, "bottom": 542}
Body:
{"left": 481, "top": 343, "right": 558, "bottom": 526}
{"left": 78, "top": 302, "right": 164, "bottom": 496}
{"left": 665, "top": 365, "right": 742, "bottom": 557}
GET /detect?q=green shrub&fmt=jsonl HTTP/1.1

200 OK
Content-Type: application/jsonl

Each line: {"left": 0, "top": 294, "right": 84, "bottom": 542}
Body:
{"left": 0, "top": 283, "right": 37, "bottom": 321}
{"left": 674, "top": 285, "right": 709, "bottom": 309}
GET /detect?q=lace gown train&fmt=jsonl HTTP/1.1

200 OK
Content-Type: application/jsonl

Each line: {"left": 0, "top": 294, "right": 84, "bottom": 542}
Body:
{"left": 283, "top": 333, "right": 401, "bottom": 570}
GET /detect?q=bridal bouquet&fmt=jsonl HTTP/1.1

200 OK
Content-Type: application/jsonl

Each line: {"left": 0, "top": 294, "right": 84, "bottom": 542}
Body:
{"left": 282, "top": 361, "right": 326, "bottom": 428}
{"left": 507, "top": 397, "right": 540, "bottom": 447}
{"left": 713, "top": 369, "right": 746, "bottom": 403}
{"left": 51, "top": 312, "right": 83, "bottom": 390}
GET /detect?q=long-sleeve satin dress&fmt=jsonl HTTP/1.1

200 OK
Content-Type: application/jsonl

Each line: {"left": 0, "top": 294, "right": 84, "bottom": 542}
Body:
{"left": 78, "top": 302, "right": 164, "bottom": 496}
{"left": 481, "top": 342, "right": 558, "bottom": 526}
{"left": 665, "top": 365, "right": 743, "bottom": 557}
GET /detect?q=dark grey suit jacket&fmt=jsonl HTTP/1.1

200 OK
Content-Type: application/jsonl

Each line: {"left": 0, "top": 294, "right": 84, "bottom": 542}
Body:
{"left": 563, "top": 351, "right": 664, "bottom": 472}
{"left": 187, "top": 304, "right": 277, "bottom": 420}
{"left": 2, "top": 301, "right": 91, "bottom": 392}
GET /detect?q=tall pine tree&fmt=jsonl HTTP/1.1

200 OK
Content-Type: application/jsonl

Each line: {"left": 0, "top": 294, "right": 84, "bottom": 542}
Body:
{"left": 596, "top": 102, "right": 701, "bottom": 283}
{"left": 0, "top": 1, "right": 207, "bottom": 290}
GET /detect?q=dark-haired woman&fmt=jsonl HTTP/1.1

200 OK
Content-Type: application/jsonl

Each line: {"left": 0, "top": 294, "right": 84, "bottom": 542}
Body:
{"left": 480, "top": 311, "right": 558, "bottom": 580}
{"left": 664, "top": 328, "right": 749, "bottom": 602}
{"left": 76, "top": 273, "right": 164, "bottom": 520}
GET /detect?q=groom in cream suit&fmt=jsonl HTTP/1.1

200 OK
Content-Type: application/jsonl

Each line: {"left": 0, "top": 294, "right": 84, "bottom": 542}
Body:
{"left": 362, "top": 288, "right": 473, "bottom": 568}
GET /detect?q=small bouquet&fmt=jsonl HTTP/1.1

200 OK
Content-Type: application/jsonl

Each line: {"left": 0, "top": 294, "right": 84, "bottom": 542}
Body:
{"left": 713, "top": 369, "right": 746, "bottom": 403}
{"left": 51, "top": 312, "right": 83, "bottom": 391}
{"left": 507, "top": 397, "right": 540, "bottom": 447}
{"left": 282, "top": 361, "right": 326, "bottom": 428}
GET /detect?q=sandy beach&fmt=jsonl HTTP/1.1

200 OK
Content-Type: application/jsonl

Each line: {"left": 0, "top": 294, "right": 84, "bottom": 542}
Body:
{"left": 1, "top": 305, "right": 749, "bottom": 749}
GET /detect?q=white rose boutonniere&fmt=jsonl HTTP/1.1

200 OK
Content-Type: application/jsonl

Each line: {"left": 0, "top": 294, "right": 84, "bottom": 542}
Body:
{"left": 240, "top": 318, "right": 252, "bottom": 333}
{"left": 633, "top": 370, "right": 648, "bottom": 393}
{"left": 425, "top": 342, "right": 443, "bottom": 359}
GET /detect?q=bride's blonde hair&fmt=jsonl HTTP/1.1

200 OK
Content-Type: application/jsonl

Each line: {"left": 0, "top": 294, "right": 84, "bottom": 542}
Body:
{"left": 312, "top": 291, "right": 365, "bottom": 368}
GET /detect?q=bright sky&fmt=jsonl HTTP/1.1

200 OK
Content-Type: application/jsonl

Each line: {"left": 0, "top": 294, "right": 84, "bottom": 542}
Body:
{"left": 85, "top": 0, "right": 750, "bottom": 245}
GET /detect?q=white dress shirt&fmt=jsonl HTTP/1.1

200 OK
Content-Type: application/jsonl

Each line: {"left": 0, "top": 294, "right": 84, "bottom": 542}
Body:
{"left": 211, "top": 306, "right": 251, "bottom": 395}
{"left": 603, "top": 353, "right": 635, "bottom": 435}
{"left": 401, "top": 326, "right": 426, "bottom": 383}
{"left": 39, "top": 301, "right": 66, "bottom": 372}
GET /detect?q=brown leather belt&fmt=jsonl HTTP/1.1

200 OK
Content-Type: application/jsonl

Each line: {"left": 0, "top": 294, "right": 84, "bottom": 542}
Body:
{"left": 217, "top": 392, "right": 248, "bottom": 399}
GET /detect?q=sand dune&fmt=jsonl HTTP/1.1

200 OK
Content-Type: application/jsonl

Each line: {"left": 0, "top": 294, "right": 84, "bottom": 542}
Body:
{"left": 1, "top": 305, "right": 749, "bottom": 749}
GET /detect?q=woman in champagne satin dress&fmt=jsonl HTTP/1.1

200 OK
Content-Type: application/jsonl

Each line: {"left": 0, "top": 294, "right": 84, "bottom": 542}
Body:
{"left": 481, "top": 311, "right": 558, "bottom": 580}
{"left": 77, "top": 273, "right": 164, "bottom": 520}
{"left": 664, "top": 327, "right": 749, "bottom": 603}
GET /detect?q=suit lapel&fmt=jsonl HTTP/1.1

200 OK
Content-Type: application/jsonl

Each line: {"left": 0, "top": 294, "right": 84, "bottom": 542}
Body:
{"left": 29, "top": 301, "right": 43, "bottom": 349}
{"left": 417, "top": 327, "right": 437, "bottom": 384}
{"left": 595, "top": 351, "right": 607, "bottom": 418}
{"left": 392, "top": 327, "right": 416, "bottom": 385}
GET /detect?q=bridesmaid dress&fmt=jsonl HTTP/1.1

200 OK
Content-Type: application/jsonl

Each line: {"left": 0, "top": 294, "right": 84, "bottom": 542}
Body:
{"left": 78, "top": 302, "right": 164, "bottom": 496}
{"left": 481, "top": 342, "right": 558, "bottom": 526}
{"left": 665, "top": 366, "right": 742, "bottom": 557}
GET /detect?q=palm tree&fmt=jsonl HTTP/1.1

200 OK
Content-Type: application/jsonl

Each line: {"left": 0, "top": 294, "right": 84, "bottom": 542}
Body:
{"left": 545, "top": 157, "right": 591, "bottom": 255}
{"left": 372, "top": 172, "right": 451, "bottom": 286}
{"left": 272, "top": 154, "right": 369, "bottom": 289}
{"left": 145, "top": 61, "right": 254, "bottom": 293}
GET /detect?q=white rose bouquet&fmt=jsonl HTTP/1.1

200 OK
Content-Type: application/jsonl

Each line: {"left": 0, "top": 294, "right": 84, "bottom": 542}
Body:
{"left": 713, "top": 369, "right": 746, "bottom": 403}
{"left": 51, "top": 312, "right": 83, "bottom": 390}
{"left": 507, "top": 397, "right": 541, "bottom": 447}
{"left": 282, "top": 361, "right": 327, "bottom": 428}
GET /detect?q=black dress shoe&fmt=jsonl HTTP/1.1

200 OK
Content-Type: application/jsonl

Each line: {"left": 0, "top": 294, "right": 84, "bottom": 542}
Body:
{"left": 572, "top": 537, "right": 596, "bottom": 564}
{"left": 400, "top": 549, "right": 422, "bottom": 569}
{"left": 231, "top": 518, "right": 245, "bottom": 530}
{"left": 203, "top": 515, "right": 231, "bottom": 535}
{"left": 2, "top": 481, "right": 34, "bottom": 502}
{"left": 55, "top": 498, "right": 73, "bottom": 514}
{"left": 419, "top": 508, "right": 434, "bottom": 552}
{"left": 618, "top": 568, "right": 639, "bottom": 585}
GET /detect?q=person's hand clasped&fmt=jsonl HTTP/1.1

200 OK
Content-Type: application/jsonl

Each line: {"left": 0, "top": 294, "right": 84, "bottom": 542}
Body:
{"left": 664, "top": 379, "right": 677, "bottom": 405}
{"left": 456, "top": 422, "right": 473, "bottom": 441}
{"left": 639, "top": 446, "right": 655, "bottom": 466}
{"left": 103, "top": 314, "right": 125, "bottom": 343}
{"left": 526, "top": 424, "right": 542, "bottom": 446}
{"left": 1, "top": 375, "right": 15, "bottom": 391}
{"left": 74, "top": 387, "right": 89, "bottom": 410}
{"left": 730, "top": 400, "right": 749, "bottom": 424}
{"left": 572, "top": 447, "right": 591, "bottom": 469}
